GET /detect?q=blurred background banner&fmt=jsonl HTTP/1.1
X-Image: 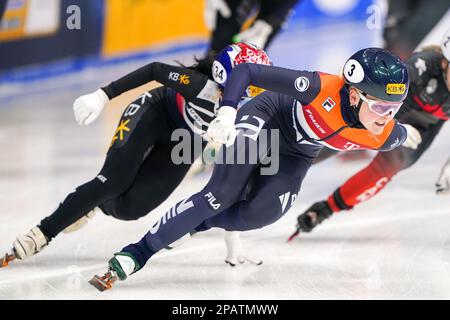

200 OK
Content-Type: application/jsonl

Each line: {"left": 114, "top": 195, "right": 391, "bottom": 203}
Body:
{"left": 0, "top": 0, "right": 103, "bottom": 71}
{"left": 0, "top": 0, "right": 375, "bottom": 81}
{"left": 294, "top": 0, "right": 372, "bottom": 23}
{"left": 102, "top": 0, "right": 208, "bottom": 57}
{"left": 0, "top": 0, "right": 60, "bottom": 41}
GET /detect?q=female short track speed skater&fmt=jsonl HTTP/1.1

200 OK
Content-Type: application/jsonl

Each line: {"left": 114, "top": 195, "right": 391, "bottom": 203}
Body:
{"left": 291, "top": 30, "right": 450, "bottom": 237}
{"left": 0, "top": 43, "right": 272, "bottom": 268}
{"left": 88, "top": 47, "right": 411, "bottom": 291}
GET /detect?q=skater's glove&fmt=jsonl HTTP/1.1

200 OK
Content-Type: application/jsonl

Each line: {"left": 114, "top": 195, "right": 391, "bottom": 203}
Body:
{"left": 204, "top": 0, "right": 231, "bottom": 31}
{"left": 288, "top": 201, "right": 333, "bottom": 241}
{"left": 436, "top": 158, "right": 450, "bottom": 195}
{"left": 73, "top": 89, "right": 109, "bottom": 126}
{"left": 402, "top": 124, "right": 422, "bottom": 150}
{"left": 205, "top": 106, "right": 238, "bottom": 147}
{"left": 233, "top": 20, "right": 273, "bottom": 48}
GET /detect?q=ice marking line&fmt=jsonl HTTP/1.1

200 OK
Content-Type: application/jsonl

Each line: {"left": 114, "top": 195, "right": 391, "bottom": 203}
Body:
{"left": 1, "top": 210, "right": 448, "bottom": 285}
{"left": 0, "top": 263, "right": 106, "bottom": 286}
{"left": 0, "top": 241, "right": 225, "bottom": 285}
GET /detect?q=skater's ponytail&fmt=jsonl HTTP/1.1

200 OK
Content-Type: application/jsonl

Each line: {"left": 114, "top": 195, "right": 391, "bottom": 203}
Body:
{"left": 175, "top": 51, "right": 217, "bottom": 79}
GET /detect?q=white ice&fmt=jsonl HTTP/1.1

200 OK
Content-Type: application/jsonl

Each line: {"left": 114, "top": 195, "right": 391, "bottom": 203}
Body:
{"left": 1, "top": 18, "right": 450, "bottom": 300}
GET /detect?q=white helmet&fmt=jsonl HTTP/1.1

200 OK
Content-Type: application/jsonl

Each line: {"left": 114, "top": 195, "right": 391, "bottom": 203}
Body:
{"left": 442, "top": 28, "right": 450, "bottom": 61}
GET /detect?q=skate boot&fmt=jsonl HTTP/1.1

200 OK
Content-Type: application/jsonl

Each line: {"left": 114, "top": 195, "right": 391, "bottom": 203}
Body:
{"left": 63, "top": 208, "right": 98, "bottom": 233}
{"left": 288, "top": 201, "right": 333, "bottom": 241}
{"left": 89, "top": 252, "right": 140, "bottom": 292}
{"left": 1, "top": 227, "right": 49, "bottom": 268}
{"left": 224, "top": 231, "right": 262, "bottom": 267}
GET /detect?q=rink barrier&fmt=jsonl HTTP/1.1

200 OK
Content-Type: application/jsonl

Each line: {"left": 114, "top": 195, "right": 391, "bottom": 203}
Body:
{"left": 0, "top": 0, "right": 374, "bottom": 83}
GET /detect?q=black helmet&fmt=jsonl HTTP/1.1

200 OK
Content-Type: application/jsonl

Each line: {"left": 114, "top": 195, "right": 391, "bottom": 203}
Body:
{"left": 343, "top": 48, "right": 409, "bottom": 102}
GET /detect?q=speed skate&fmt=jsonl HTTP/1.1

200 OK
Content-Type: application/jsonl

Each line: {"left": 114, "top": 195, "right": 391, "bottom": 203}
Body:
{"left": 0, "top": 252, "right": 17, "bottom": 268}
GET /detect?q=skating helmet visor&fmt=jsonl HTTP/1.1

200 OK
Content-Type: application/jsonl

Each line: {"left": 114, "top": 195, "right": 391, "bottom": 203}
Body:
{"left": 357, "top": 90, "right": 403, "bottom": 117}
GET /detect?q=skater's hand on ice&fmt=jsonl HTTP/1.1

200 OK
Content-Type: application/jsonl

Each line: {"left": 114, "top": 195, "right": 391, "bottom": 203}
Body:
{"left": 224, "top": 231, "right": 262, "bottom": 267}
{"left": 402, "top": 124, "right": 422, "bottom": 150}
{"left": 233, "top": 20, "right": 273, "bottom": 48}
{"left": 204, "top": 0, "right": 231, "bottom": 30}
{"left": 436, "top": 158, "right": 450, "bottom": 195}
{"left": 205, "top": 106, "right": 237, "bottom": 147}
{"left": 73, "top": 89, "right": 109, "bottom": 126}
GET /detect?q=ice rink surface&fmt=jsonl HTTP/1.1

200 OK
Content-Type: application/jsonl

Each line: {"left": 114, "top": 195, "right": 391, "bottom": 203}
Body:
{"left": 1, "top": 18, "right": 450, "bottom": 299}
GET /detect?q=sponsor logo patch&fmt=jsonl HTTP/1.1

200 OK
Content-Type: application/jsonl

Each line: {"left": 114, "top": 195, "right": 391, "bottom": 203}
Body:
{"left": 294, "top": 76, "right": 310, "bottom": 92}
{"left": 343, "top": 142, "right": 360, "bottom": 150}
{"left": 386, "top": 83, "right": 406, "bottom": 95}
{"left": 149, "top": 198, "right": 194, "bottom": 234}
{"left": 96, "top": 175, "right": 107, "bottom": 183}
{"left": 179, "top": 74, "right": 190, "bottom": 85}
{"left": 110, "top": 119, "right": 130, "bottom": 147}
{"left": 322, "top": 97, "right": 336, "bottom": 112}
{"left": 168, "top": 72, "right": 190, "bottom": 85}
{"left": 246, "top": 85, "right": 265, "bottom": 97}
{"left": 415, "top": 58, "right": 426, "bottom": 76}
{"left": 205, "top": 192, "right": 221, "bottom": 210}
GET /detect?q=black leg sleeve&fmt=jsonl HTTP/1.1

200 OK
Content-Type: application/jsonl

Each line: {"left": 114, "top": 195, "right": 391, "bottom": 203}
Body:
{"left": 101, "top": 140, "right": 200, "bottom": 221}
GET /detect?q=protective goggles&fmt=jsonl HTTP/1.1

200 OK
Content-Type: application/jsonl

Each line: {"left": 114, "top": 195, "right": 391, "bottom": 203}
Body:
{"left": 357, "top": 91, "right": 403, "bottom": 117}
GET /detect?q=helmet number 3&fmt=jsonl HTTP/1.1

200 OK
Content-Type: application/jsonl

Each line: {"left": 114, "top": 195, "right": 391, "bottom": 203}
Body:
{"left": 347, "top": 64, "right": 355, "bottom": 77}
{"left": 344, "top": 59, "right": 364, "bottom": 83}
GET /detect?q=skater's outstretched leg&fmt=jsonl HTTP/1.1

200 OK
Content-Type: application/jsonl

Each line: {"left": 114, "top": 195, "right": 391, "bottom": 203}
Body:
{"left": 5, "top": 90, "right": 173, "bottom": 265}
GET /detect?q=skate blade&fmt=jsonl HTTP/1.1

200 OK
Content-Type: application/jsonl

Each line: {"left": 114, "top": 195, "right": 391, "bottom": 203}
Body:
{"left": 225, "top": 260, "right": 236, "bottom": 267}
{"left": 238, "top": 257, "right": 263, "bottom": 266}
{"left": 287, "top": 229, "right": 300, "bottom": 242}
{"left": 225, "top": 258, "right": 263, "bottom": 267}
{"left": 88, "top": 274, "right": 116, "bottom": 292}
{"left": 251, "top": 260, "right": 263, "bottom": 266}
{"left": 0, "top": 253, "right": 16, "bottom": 268}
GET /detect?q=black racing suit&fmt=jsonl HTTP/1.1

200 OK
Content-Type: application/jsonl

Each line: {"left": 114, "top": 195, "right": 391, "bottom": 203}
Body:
{"left": 39, "top": 62, "right": 222, "bottom": 239}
